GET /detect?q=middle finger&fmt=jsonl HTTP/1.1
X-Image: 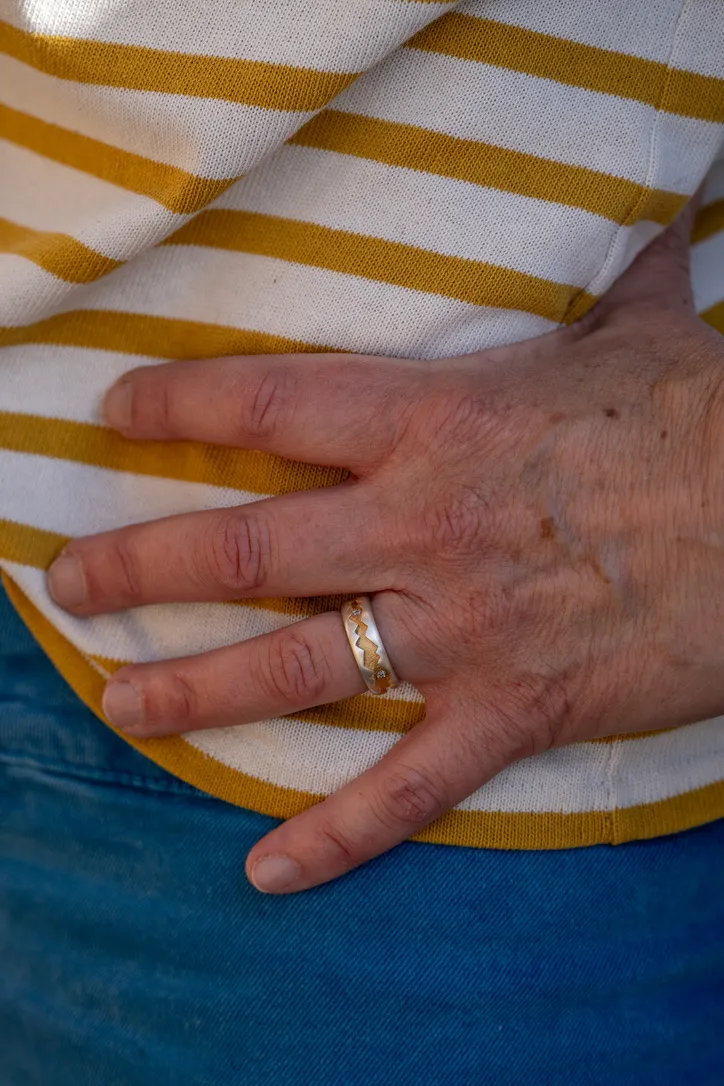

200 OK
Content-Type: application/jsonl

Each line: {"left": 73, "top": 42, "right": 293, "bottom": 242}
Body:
{"left": 48, "top": 484, "right": 394, "bottom": 616}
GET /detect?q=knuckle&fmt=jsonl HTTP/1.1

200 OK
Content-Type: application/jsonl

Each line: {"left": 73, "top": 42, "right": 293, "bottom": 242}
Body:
{"left": 528, "top": 669, "right": 582, "bottom": 751}
{"left": 126, "top": 370, "right": 174, "bottom": 436}
{"left": 150, "top": 372, "right": 175, "bottom": 435}
{"left": 372, "top": 764, "right": 445, "bottom": 830}
{"left": 656, "top": 219, "right": 691, "bottom": 268}
{"left": 495, "top": 703, "right": 554, "bottom": 761}
{"left": 421, "top": 490, "right": 488, "bottom": 554}
{"left": 258, "top": 628, "right": 329, "bottom": 705}
{"left": 312, "top": 817, "right": 357, "bottom": 869}
{"left": 201, "top": 510, "right": 271, "bottom": 593}
{"left": 103, "top": 535, "right": 143, "bottom": 603}
{"left": 430, "top": 386, "right": 489, "bottom": 446}
{"left": 148, "top": 669, "right": 197, "bottom": 728}
{"left": 488, "top": 670, "right": 575, "bottom": 759}
{"left": 399, "top": 383, "right": 488, "bottom": 458}
{"left": 242, "top": 367, "right": 297, "bottom": 442}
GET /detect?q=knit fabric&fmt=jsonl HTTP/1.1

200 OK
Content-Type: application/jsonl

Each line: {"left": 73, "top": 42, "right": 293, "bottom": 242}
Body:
{"left": 1, "top": 0, "right": 723, "bottom": 848}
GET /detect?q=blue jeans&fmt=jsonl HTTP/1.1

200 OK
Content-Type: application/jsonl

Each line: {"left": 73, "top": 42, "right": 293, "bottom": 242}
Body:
{"left": 1, "top": 582, "right": 723, "bottom": 1085}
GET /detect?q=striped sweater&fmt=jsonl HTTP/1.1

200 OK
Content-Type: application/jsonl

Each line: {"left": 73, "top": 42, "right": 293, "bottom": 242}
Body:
{"left": 1, "top": 0, "right": 724, "bottom": 849}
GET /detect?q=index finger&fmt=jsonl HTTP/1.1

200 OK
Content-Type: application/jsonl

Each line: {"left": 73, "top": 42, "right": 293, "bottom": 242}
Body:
{"left": 103, "top": 354, "right": 424, "bottom": 473}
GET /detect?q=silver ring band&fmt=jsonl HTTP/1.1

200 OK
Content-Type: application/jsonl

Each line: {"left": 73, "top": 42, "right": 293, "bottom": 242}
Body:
{"left": 341, "top": 595, "right": 400, "bottom": 696}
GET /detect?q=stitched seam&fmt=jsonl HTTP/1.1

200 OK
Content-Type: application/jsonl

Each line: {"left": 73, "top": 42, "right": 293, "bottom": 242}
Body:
{"left": 605, "top": 738, "right": 625, "bottom": 844}
{"left": 562, "top": 0, "right": 692, "bottom": 322}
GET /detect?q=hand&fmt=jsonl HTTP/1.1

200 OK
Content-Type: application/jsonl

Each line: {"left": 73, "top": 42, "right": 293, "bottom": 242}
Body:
{"left": 48, "top": 206, "right": 724, "bottom": 892}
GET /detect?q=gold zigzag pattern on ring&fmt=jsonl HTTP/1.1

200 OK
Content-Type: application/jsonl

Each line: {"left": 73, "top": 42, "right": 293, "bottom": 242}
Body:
{"left": 349, "top": 601, "right": 391, "bottom": 694}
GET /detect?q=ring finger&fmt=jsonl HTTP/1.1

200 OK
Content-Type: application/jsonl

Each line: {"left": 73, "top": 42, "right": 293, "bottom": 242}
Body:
{"left": 101, "top": 594, "right": 413, "bottom": 737}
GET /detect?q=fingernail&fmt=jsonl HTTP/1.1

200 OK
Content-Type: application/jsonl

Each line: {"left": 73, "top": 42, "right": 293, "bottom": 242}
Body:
{"left": 103, "top": 681, "right": 143, "bottom": 730}
{"left": 103, "top": 380, "right": 132, "bottom": 430}
{"left": 249, "top": 855, "right": 301, "bottom": 894}
{"left": 48, "top": 554, "right": 87, "bottom": 609}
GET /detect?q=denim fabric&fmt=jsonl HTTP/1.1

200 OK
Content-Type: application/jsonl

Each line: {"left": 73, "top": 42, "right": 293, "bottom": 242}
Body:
{"left": 1, "top": 584, "right": 723, "bottom": 1086}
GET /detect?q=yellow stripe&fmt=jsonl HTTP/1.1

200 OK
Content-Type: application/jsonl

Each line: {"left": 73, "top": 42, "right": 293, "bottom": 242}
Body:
{"left": 662, "top": 68, "right": 724, "bottom": 126}
{"left": 0, "top": 103, "right": 233, "bottom": 215}
{"left": 0, "top": 409, "right": 345, "bottom": 497}
{"left": 0, "top": 518, "right": 67, "bottom": 568}
{"left": 0, "top": 19, "right": 355, "bottom": 110}
{"left": 592, "top": 726, "right": 682, "bottom": 744}
{"left": 702, "top": 299, "right": 724, "bottom": 334}
{"left": 164, "top": 209, "right": 594, "bottom": 323}
{"left": 408, "top": 14, "right": 724, "bottom": 123}
{"left": 5, "top": 571, "right": 724, "bottom": 848}
{"left": 0, "top": 308, "right": 332, "bottom": 359}
{"left": 692, "top": 199, "right": 724, "bottom": 245}
{"left": 418, "top": 778, "right": 724, "bottom": 848}
{"left": 292, "top": 110, "right": 685, "bottom": 226}
{"left": 0, "top": 215, "right": 121, "bottom": 283}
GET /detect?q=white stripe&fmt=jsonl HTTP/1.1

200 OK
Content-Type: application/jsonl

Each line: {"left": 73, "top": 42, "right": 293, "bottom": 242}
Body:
{"left": 664, "top": 0, "right": 724, "bottom": 81}
{"left": 460, "top": 0, "right": 685, "bottom": 62}
{"left": 0, "top": 253, "right": 91, "bottom": 320}
{"left": 0, "top": 448, "right": 249, "bottom": 537}
{"left": 606, "top": 718, "right": 724, "bottom": 809}
{"left": 0, "top": 0, "right": 453, "bottom": 69}
{"left": 0, "top": 54, "right": 311, "bottom": 180}
{"left": 692, "top": 229, "right": 724, "bottom": 313}
{"left": 336, "top": 47, "right": 723, "bottom": 191}
{"left": 0, "top": 139, "right": 185, "bottom": 257}
{"left": 0, "top": 248, "right": 557, "bottom": 356}
{"left": 0, "top": 346, "right": 153, "bottom": 422}
{"left": 2, "top": 133, "right": 656, "bottom": 335}
{"left": 186, "top": 716, "right": 398, "bottom": 796}
{"left": 187, "top": 709, "right": 724, "bottom": 812}
{"left": 221, "top": 142, "right": 622, "bottom": 283}
{"left": 651, "top": 111, "right": 724, "bottom": 196}
{"left": 1, "top": 559, "right": 290, "bottom": 661}
{"left": 0, "top": 253, "right": 76, "bottom": 319}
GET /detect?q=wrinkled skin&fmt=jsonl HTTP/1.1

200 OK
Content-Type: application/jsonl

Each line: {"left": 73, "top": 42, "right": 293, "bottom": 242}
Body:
{"left": 48, "top": 204, "right": 724, "bottom": 892}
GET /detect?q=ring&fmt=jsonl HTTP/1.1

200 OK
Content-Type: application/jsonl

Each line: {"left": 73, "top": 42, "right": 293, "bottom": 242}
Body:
{"left": 341, "top": 595, "right": 400, "bottom": 696}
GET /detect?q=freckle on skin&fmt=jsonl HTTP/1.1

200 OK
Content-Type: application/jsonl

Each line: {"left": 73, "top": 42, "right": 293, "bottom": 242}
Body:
{"left": 540, "top": 516, "right": 556, "bottom": 541}
{"left": 603, "top": 408, "right": 619, "bottom": 419}
{"left": 660, "top": 430, "right": 668, "bottom": 440}
{"left": 588, "top": 554, "right": 611, "bottom": 584}
{"left": 549, "top": 411, "right": 567, "bottom": 425}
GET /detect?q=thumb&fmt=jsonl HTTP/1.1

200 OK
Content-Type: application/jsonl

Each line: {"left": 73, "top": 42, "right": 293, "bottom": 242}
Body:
{"left": 244, "top": 695, "right": 521, "bottom": 893}
{"left": 583, "top": 195, "right": 701, "bottom": 326}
